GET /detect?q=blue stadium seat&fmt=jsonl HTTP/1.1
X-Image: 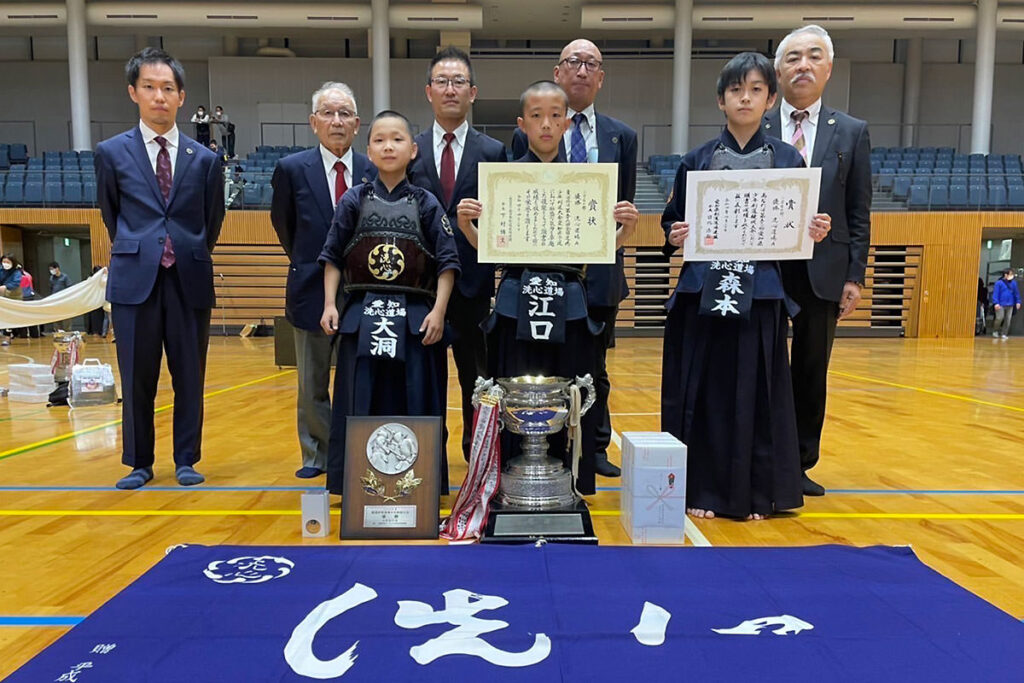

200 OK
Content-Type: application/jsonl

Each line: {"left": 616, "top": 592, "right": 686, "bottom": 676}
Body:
{"left": 989, "top": 185, "right": 1007, "bottom": 208}
{"left": 4, "top": 178, "right": 21, "bottom": 203}
{"left": 882, "top": 160, "right": 899, "bottom": 170}
{"left": 950, "top": 175, "right": 967, "bottom": 186}
{"left": 44, "top": 180, "right": 62, "bottom": 203}
{"left": 870, "top": 159, "right": 880, "bottom": 174}
{"left": 26, "top": 171, "right": 43, "bottom": 184}
{"left": 878, "top": 172, "right": 896, "bottom": 191}
{"left": 892, "top": 176, "right": 912, "bottom": 200}
{"left": 44, "top": 171, "right": 61, "bottom": 184}
{"left": 908, "top": 184, "right": 929, "bottom": 209}
{"left": 968, "top": 185, "right": 985, "bottom": 208}
{"left": 948, "top": 184, "right": 968, "bottom": 208}
{"left": 0, "top": 149, "right": 8, "bottom": 170}
{"left": 27, "top": 158, "right": 43, "bottom": 169}
{"left": 8, "top": 144, "right": 28, "bottom": 164}
{"left": 897, "top": 167, "right": 914, "bottom": 176}
{"left": 65, "top": 171, "right": 81, "bottom": 183}
{"left": 24, "top": 180, "right": 43, "bottom": 203}
{"left": 915, "top": 160, "right": 934, "bottom": 169}
{"left": 243, "top": 183, "right": 262, "bottom": 206}
{"left": 929, "top": 185, "right": 948, "bottom": 209}
{"left": 899, "top": 160, "right": 915, "bottom": 169}
{"left": 63, "top": 180, "right": 82, "bottom": 203}
{"left": 1008, "top": 186, "right": 1024, "bottom": 208}
{"left": 871, "top": 147, "right": 886, "bottom": 154}
{"left": 260, "top": 183, "right": 274, "bottom": 205}
{"left": 83, "top": 180, "right": 97, "bottom": 203}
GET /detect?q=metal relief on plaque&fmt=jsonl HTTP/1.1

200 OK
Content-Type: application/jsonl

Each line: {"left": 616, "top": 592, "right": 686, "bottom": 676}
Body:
{"left": 367, "top": 423, "right": 419, "bottom": 474}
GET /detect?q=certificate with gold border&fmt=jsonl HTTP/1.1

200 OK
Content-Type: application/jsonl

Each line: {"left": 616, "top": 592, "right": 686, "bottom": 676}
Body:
{"left": 477, "top": 162, "right": 618, "bottom": 265}
{"left": 682, "top": 167, "right": 821, "bottom": 261}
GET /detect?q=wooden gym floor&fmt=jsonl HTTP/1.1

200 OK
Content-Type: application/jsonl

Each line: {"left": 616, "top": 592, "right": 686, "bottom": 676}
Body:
{"left": 0, "top": 334, "right": 1022, "bottom": 677}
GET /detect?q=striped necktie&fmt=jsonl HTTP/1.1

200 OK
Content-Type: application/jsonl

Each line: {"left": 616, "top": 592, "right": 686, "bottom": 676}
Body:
{"left": 570, "top": 112, "right": 587, "bottom": 163}
{"left": 790, "top": 110, "right": 809, "bottom": 162}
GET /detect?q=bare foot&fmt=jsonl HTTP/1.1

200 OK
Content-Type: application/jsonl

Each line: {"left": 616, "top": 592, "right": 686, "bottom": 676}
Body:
{"left": 745, "top": 513, "right": 769, "bottom": 521}
{"left": 687, "top": 508, "right": 715, "bottom": 519}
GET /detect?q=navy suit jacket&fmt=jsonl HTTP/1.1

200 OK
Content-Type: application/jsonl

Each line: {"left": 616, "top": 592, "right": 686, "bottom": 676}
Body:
{"left": 512, "top": 112, "right": 637, "bottom": 307}
{"left": 764, "top": 106, "right": 872, "bottom": 302}
{"left": 408, "top": 126, "right": 506, "bottom": 299}
{"left": 95, "top": 126, "right": 225, "bottom": 309}
{"left": 270, "top": 147, "right": 376, "bottom": 331}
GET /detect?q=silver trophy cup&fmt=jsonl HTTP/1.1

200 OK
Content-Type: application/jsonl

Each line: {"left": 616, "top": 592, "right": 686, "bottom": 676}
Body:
{"left": 476, "top": 374, "right": 595, "bottom": 510}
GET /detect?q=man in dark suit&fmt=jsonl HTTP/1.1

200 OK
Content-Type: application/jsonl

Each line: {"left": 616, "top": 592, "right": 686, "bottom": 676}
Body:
{"left": 512, "top": 38, "right": 638, "bottom": 477}
{"left": 271, "top": 82, "right": 375, "bottom": 479}
{"left": 95, "top": 48, "right": 225, "bottom": 489}
{"left": 764, "top": 25, "right": 872, "bottom": 496}
{"left": 407, "top": 47, "right": 506, "bottom": 462}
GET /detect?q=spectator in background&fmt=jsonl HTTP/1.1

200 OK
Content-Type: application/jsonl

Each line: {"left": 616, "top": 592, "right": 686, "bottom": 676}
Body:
{"left": 191, "top": 105, "right": 211, "bottom": 146}
{"left": 212, "top": 105, "right": 235, "bottom": 158}
{"left": 0, "top": 253, "right": 24, "bottom": 345}
{"left": 48, "top": 261, "right": 73, "bottom": 332}
{"left": 18, "top": 268, "right": 41, "bottom": 338}
{"left": 992, "top": 268, "right": 1021, "bottom": 340}
{"left": 209, "top": 140, "right": 229, "bottom": 164}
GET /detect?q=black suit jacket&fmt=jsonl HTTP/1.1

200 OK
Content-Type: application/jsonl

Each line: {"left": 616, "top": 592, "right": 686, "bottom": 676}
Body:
{"left": 511, "top": 112, "right": 637, "bottom": 307}
{"left": 95, "top": 127, "right": 225, "bottom": 309}
{"left": 408, "top": 126, "right": 506, "bottom": 299}
{"left": 270, "top": 147, "right": 376, "bottom": 330}
{"left": 764, "top": 106, "right": 872, "bottom": 302}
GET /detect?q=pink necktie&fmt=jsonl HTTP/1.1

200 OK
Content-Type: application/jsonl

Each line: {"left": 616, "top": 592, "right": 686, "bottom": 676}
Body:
{"left": 154, "top": 136, "right": 176, "bottom": 267}
{"left": 790, "top": 110, "right": 809, "bottom": 163}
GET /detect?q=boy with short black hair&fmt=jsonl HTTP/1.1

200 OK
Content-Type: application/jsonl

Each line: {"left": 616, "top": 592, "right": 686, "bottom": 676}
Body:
{"left": 456, "top": 81, "right": 639, "bottom": 496}
{"left": 318, "top": 110, "right": 460, "bottom": 495}
{"left": 661, "top": 52, "right": 831, "bottom": 520}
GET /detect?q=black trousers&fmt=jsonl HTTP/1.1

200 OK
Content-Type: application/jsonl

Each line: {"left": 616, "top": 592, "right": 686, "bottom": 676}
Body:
{"left": 112, "top": 266, "right": 211, "bottom": 469}
{"left": 783, "top": 264, "right": 840, "bottom": 472}
{"left": 589, "top": 304, "right": 618, "bottom": 458}
{"left": 448, "top": 289, "right": 490, "bottom": 461}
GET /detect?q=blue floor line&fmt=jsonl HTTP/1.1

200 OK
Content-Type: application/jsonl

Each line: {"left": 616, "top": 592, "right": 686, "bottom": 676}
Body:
{"left": 1, "top": 486, "right": 1024, "bottom": 495}
{"left": 0, "top": 616, "right": 84, "bottom": 626}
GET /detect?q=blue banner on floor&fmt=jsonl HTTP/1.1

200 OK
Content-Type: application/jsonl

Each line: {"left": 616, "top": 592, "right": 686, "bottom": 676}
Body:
{"left": 9, "top": 544, "right": 1022, "bottom": 682}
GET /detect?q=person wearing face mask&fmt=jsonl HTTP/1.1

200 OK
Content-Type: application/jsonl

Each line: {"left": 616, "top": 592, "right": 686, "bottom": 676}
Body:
{"left": 0, "top": 254, "right": 24, "bottom": 344}
{"left": 991, "top": 268, "right": 1021, "bottom": 340}
{"left": 46, "top": 261, "right": 73, "bottom": 332}
{"left": 191, "top": 105, "right": 211, "bottom": 146}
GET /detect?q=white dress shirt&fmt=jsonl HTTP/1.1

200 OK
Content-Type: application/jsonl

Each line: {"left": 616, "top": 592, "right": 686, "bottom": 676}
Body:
{"left": 433, "top": 119, "right": 469, "bottom": 178}
{"left": 780, "top": 98, "right": 822, "bottom": 164}
{"left": 139, "top": 120, "right": 179, "bottom": 177}
{"left": 320, "top": 144, "right": 354, "bottom": 207}
{"left": 564, "top": 103, "right": 598, "bottom": 162}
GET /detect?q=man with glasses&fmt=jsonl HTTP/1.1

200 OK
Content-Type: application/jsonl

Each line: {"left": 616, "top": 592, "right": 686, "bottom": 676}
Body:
{"left": 513, "top": 38, "right": 637, "bottom": 478}
{"left": 408, "top": 46, "right": 507, "bottom": 463}
{"left": 271, "top": 82, "right": 376, "bottom": 479}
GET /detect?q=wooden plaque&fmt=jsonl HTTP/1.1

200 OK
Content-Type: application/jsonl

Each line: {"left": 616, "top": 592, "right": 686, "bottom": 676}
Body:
{"left": 341, "top": 416, "right": 441, "bottom": 540}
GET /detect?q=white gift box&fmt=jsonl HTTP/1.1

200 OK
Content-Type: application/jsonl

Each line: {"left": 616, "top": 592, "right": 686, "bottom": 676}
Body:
{"left": 621, "top": 432, "right": 688, "bottom": 545}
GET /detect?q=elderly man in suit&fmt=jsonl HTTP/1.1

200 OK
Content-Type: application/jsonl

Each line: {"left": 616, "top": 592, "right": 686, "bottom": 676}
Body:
{"left": 95, "top": 48, "right": 225, "bottom": 489}
{"left": 271, "top": 82, "right": 376, "bottom": 478}
{"left": 763, "top": 25, "right": 872, "bottom": 496}
{"left": 407, "top": 46, "right": 506, "bottom": 463}
{"left": 512, "top": 38, "right": 638, "bottom": 478}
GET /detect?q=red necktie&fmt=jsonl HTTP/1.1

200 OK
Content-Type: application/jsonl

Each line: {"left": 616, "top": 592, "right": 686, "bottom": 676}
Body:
{"left": 333, "top": 160, "right": 347, "bottom": 205}
{"left": 440, "top": 132, "right": 456, "bottom": 205}
{"left": 154, "top": 136, "right": 176, "bottom": 267}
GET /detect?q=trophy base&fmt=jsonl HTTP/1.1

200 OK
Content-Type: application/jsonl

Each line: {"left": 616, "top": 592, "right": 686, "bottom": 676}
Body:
{"left": 481, "top": 499, "right": 598, "bottom": 545}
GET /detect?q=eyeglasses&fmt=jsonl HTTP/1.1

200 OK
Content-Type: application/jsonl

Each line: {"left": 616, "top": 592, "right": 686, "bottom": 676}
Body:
{"left": 315, "top": 109, "right": 356, "bottom": 121}
{"left": 559, "top": 56, "right": 602, "bottom": 73}
{"left": 429, "top": 76, "right": 471, "bottom": 90}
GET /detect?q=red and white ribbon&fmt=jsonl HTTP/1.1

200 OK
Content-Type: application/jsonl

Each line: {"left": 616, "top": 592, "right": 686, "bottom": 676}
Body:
{"left": 440, "top": 383, "right": 504, "bottom": 542}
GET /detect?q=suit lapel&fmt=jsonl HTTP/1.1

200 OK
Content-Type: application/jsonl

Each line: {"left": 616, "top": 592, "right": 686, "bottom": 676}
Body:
{"left": 303, "top": 148, "right": 334, "bottom": 226}
{"left": 595, "top": 114, "right": 618, "bottom": 163}
{"left": 351, "top": 153, "right": 373, "bottom": 186}
{"left": 126, "top": 127, "right": 165, "bottom": 207}
{"left": 811, "top": 107, "right": 838, "bottom": 168}
{"left": 416, "top": 130, "right": 445, "bottom": 204}
{"left": 763, "top": 110, "right": 782, "bottom": 137}
{"left": 166, "top": 135, "right": 196, "bottom": 208}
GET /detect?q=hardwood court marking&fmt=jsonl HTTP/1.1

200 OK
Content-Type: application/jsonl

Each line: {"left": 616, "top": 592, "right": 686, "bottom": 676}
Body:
{"left": 0, "top": 369, "right": 295, "bottom": 462}
{"left": 1, "top": 509, "right": 1022, "bottom": 521}
{"left": 829, "top": 370, "right": 1024, "bottom": 414}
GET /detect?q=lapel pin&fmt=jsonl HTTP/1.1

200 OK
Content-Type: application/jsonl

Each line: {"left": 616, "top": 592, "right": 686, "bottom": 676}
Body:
{"left": 186, "top": 147, "right": 194, "bottom": 155}
{"left": 765, "top": 122, "right": 772, "bottom": 129}
{"left": 828, "top": 118, "right": 836, "bottom": 126}
{"left": 612, "top": 136, "right": 618, "bottom": 144}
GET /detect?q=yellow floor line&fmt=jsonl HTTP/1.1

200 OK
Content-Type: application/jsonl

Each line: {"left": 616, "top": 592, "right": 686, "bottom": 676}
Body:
{"left": 0, "top": 369, "right": 295, "bottom": 462}
{"left": 1, "top": 509, "right": 1022, "bottom": 521}
{"left": 829, "top": 370, "right": 1024, "bottom": 414}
